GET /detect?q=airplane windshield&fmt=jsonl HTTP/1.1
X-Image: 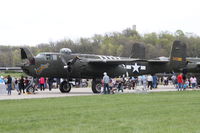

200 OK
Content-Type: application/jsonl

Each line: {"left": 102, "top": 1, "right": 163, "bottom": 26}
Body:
{"left": 36, "top": 54, "right": 57, "bottom": 61}
{"left": 36, "top": 54, "right": 46, "bottom": 59}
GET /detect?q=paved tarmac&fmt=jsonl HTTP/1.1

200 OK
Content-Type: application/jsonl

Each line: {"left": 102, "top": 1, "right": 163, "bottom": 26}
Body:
{"left": 0, "top": 85, "right": 196, "bottom": 100}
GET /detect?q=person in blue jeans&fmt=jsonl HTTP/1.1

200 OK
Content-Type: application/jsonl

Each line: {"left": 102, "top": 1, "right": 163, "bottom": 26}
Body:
{"left": 177, "top": 73, "right": 183, "bottom": 91}
{"left": 103, "top": 72, "right": 110, "bottom": 94}
{"left": 152, "top": 75, "right": 158, "bottom": 88}
{"left": 6, "top": 75, "right": 12, "bottom": 95}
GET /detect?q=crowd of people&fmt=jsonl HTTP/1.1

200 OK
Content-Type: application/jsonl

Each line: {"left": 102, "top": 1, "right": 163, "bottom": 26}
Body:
{"left": 0, "top": 76, "right": 90, "bottom": 95}
{"left": 0, "top": 72, "right": 199, "bottom": 95}
{"left": 101, "top": 73, "right": 159, "bottom": 94}
{"left": 101, "top": 72, "right": 199, "bottom": 94}
{"left": 172, "top": 74, "right": 198, "bottom": 91}
{"left": 0, "top": 76, "right": 60, "bottom": 95}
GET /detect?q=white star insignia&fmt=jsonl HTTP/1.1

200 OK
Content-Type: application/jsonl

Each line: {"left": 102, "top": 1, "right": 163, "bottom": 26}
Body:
{"left": 132, "top": 63, "right": 140, "bottom": 73}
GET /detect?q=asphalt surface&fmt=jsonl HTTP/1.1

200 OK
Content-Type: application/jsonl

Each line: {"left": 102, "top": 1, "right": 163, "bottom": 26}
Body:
{"left": 0, "top": 85, "right": 196, "bottom": 100}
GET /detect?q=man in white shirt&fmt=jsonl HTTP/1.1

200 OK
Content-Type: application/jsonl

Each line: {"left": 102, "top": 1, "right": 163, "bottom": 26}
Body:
{"left": 147, "top": 75, "right": 153, "bottom": 90}
{"left": 190, "top": 76, "right": 197, "bottom": 89}
{"left": 103, "top": 72, "right": 110, "bottom": 94}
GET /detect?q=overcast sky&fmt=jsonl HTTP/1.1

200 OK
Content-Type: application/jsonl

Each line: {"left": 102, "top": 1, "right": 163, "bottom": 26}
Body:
{"left": 0, "top": 0, "right": 199, "bottom": 46}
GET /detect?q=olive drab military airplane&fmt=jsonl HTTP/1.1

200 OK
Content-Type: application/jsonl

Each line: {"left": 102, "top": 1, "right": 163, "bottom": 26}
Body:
{"left": 18, "top": 40, "right": 187, "bottom": 93}
{"left": 145, "top": 41, "right": 200, "bottom": 75}
{"left": 182, "top": 57, "right": 200, "bottom": 74}
{"left": 150, "top": 56, "right": 200, "bottom": 74}
{"left": 131, "top": 40, "right": 200, "bottom": 76}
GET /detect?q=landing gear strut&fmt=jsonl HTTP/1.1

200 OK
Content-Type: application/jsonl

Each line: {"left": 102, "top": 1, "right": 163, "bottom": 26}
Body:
{"left": 59, "top": 81, "right": 71, "bottom": 93}
{"left": 92, "top": 79, "right": 102, "bottom": 93}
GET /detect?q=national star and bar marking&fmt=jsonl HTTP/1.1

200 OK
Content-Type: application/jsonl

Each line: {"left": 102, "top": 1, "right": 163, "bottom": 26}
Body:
{"left": 124, "top": 63, "right": 146, "bottom": 73}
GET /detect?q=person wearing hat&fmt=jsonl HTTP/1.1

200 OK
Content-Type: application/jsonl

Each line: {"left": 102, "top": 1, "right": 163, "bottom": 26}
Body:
{"left": 103, "top": 72, "right": 110, "bottom": 94}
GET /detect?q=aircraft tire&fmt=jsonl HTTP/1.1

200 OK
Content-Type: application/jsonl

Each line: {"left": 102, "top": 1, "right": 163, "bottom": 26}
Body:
{"left": 60, "top": 81, "right": 71, "bottom": 93}
{"left": 92, "top": 79, "right": 102, "bottom": 93}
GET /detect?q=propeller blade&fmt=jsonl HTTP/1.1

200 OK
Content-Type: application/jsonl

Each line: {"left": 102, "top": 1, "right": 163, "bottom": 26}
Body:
{"left": 71, "top": 56, "right": 79, "bottom": 65}
{"left": 60, "top": 55, "right": 68, "bottom": 68}
{"left": 60, "top": 55, "right": 80, "bottom": 71}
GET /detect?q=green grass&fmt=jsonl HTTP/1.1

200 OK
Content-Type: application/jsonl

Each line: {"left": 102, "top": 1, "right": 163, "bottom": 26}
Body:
{"left": 0, "top": 72, "right": 25, "bottom": 78}
{"left": 1, "top": 91, "right": 200, "bottom": 133}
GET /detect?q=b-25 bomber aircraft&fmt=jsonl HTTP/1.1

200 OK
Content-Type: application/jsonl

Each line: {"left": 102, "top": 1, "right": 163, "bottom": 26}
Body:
{"left": 20, "top": 40, "right": 187, "bottom": 93}
{"left": 182, "top": 57, "right": 200, "bottom": 73}
{"left": 152, "top": 57, "right": 200, "bottom": 74}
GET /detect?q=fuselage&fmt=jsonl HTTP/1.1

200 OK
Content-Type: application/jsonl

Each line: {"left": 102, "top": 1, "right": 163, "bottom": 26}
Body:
{"left": 22, "top": 52, "right": 171, "bottom": 79}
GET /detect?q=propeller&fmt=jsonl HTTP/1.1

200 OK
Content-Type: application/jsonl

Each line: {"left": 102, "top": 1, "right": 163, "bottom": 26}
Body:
{"left": 60, "top": 55, "right": 68, "bottom": 68}
{"left": 60, "top": 55, "right": 80, "bottom": 72}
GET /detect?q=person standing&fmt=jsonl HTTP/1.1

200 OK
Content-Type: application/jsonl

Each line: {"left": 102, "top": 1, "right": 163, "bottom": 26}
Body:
{"left": 39, "top": 77, "right": 45, "bottom": 91}
{"left": 48, "top": 77, "right": 53, "bottom": 91}
{"left": 117, "top": 77, "right": 124, "bottom": 93}
{"left": 163, "top": 76, "right": 168, "bottom": 86}
{"left": 103, "top": 72, "right": 110, "bottom": 94}
{"left": 0, "top": 76, "right": 5, "bottom": 84}
{"left": 171, "top": 74, "right": 177, "bottom": 87}
{"left": 6, "top": 75, "right": 12, "bottom": 95}
{"left": 131, "top": 77, "right": 136, "bottom": 90}
{"left": 177, "top": 73, "right": 183, "bottom": 91}
{"left": 14, "top": 78, "right": 20, "bottom": 95}
{"left": 147, "top": 75, "right": 153, "bottom": 90}
{"left": 138, "top": 76, "right": 142, "bottom": 86}
{"left": 19, "top": 76, "right": 25, "bottom": 94}
{"left": 56, "top": 78, "right": 60, "bottom": 88}
{"left": 152, "top": 75, "right": 158, "bottom": 88}
{"left": 142, "top": 75, "right": 147, "bottom": 91}
{"left": 24, "top": 77, "right": 30, "bottom": 93}
{"left": 190, "top": 76, "right": 197, "bottom": 89}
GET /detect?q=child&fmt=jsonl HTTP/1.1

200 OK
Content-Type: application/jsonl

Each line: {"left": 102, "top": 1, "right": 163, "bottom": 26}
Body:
{"left": 183, "top": 79, "right": 189, "bottom": 90}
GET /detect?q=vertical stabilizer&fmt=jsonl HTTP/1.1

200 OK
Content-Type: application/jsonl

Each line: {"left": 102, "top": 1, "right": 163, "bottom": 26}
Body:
{"left": 169, "top": 40, "right": 187, "bottom": 70}
{"left": 20, "top": 48, "right": 34, "bottom": 60}
{"left": 130, "top": 43, "right": 145, "bottom": 59}
{"left": 20, "top": 48, "right": 35, "bottom": 65}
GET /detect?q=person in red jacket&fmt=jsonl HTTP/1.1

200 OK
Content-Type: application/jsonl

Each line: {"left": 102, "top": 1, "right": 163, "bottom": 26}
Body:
{"left": 177, "top": 73, "right": 183, "bottom": 91}
{"left": 39, "top": 77, "right": 45, "bottom": 91}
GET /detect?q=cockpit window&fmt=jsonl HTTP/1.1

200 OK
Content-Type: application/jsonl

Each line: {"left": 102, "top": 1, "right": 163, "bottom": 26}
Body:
{"left": 52, "top": 55, "right": 57, "bottom": 60}
{"left": 46, "top": 54, "right": 58, "bottom": 61}
{"left": 36, "top": 53, "right": 58, "bottom": 61}
{"left": 36, "top": 54, "right": 46, "bottom": 59}
{"left": 46, "top": 54, "right": 52, "bottom": 60}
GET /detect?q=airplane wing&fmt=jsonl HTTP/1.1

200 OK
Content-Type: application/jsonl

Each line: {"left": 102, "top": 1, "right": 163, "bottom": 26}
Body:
{"left": 147, "top": 60, "right": 169, "bottom": 64}
{"left": 147, "top": 56, "right": 169, "bottom": 64}
{"left": 82, "top": 58, "right": 148, "bottom": 65}
{"left": 196, "top": 62, "right": 200, "bottom": 65}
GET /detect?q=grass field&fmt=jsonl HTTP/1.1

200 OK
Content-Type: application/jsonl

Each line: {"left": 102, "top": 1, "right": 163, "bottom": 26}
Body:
{"left": 0, "top": 91, "right": 200, "bottom": 133}
{"left": 0, "top": 72, "right": 25, "bottom": 78}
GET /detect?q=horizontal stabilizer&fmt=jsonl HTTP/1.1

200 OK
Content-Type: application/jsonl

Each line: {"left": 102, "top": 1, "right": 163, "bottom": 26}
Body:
{"left": 0, "top": 67, "right": 22, "bottom": 70}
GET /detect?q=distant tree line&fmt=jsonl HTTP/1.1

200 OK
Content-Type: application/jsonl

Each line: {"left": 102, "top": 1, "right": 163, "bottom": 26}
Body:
{"left": 1, "top": 28, "right": 200, "bottom": 66}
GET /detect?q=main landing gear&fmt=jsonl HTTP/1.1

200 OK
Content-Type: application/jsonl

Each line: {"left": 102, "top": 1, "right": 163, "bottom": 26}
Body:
{"left": 59, "top": 81, "right": 71, "bottom": 93}
{"left": 59, "top": 79, "right": 102, "bottom": 94}
{"left": 92, "top": 79, "right": 102, "bottom": 93}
